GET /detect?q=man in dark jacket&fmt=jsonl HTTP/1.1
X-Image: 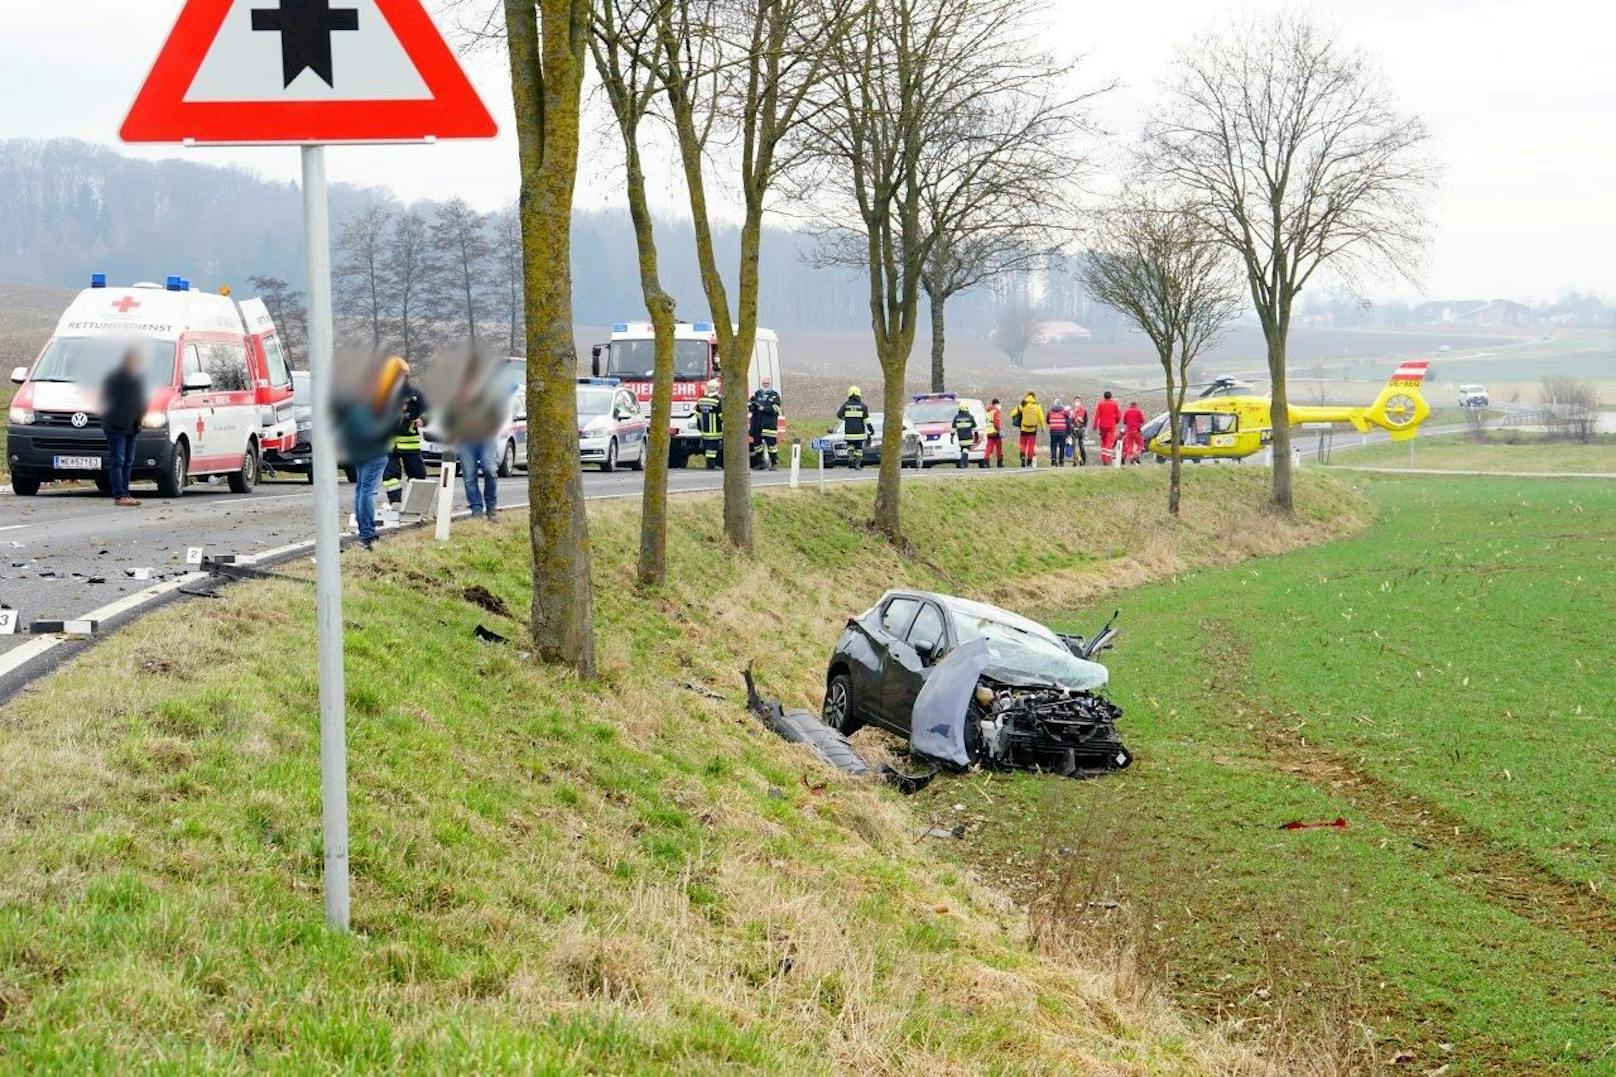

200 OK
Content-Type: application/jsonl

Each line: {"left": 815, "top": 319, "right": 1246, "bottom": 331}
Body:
{"left": 748, "top": 377, "right": 783, "bottom": 470}
{"left": 100, "top": 348, "right": 147, "bottom": 506}
{"left": 949, "top": 402, "right": 978, "bottom": 468}
{"left": 696, "top": 379, "right": 724, "bottom": 469}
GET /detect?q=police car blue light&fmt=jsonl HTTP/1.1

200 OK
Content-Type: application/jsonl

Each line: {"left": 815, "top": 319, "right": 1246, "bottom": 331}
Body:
{"left": 577, "top": 377, "right": 622, "bottom": 386}
{"left": 692, "top": 322, "right": 714, "bottom": 333}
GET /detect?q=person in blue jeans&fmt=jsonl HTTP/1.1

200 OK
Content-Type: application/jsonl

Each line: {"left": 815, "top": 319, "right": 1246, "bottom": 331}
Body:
{"left": 353, "top": 454, "right": 389, "bottom": 550}
{"left": 458, "top": 439, "right": 499, "bottom": 519}
{"left": 100, "top": 348, "right": 147, "bottom": 506}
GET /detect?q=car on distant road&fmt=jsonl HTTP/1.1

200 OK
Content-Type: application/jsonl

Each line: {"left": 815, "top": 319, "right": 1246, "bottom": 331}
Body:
{"left": 904, "top": 392, "right": 988, "bottom": 466}
{"left": 1458, "top": 384, "right": 1490, "bottom": 408}
{"left": 575, "top": 379, "right": 646, "bottom": 472}
{"left": 818, "top": 412, "right": 922, "bottom": 468}
{"left": 264, "top": 370, "right": 314, "bottom": 481}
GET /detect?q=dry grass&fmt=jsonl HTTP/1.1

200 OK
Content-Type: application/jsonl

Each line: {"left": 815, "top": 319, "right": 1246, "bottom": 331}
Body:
{"left": 0, "top": 467, "right": 1368, "bottom": 1071}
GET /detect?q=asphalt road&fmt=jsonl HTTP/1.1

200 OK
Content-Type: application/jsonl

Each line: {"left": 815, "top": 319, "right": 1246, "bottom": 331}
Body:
{"left": 0, "top": 458, "right": 1020, "bottom": 662}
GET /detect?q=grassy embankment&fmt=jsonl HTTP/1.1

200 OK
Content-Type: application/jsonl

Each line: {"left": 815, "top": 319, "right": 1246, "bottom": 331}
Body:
{"left": 0, "top": 383, "right": 12, "bottom": 480}
{"left": 1327, "top": 430, "right": 1616, "bottom": 473}
{"left": 938, "top": 475, "right": 1616, "bottom": 1071}
{"left": 0, "top": 468, "right": 1364, "bottom": 1071}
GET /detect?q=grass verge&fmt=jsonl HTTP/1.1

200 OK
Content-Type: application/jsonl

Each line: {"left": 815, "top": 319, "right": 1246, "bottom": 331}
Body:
{"left": 1327, "top": 430, "right": 1616, "bottom": 473}
{"left": 937, "top": 474, "right": 1616, "bottom": 1071}
{"left": 0, "top": 467, "right": 1364, "bottom": 1070}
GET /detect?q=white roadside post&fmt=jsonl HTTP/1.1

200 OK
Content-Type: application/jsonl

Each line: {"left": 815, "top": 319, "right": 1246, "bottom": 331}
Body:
{"left": 301, "top": 146, "right": 350, "bottom": 930}
{"left": 818, "top": 447, "right": 826, "bottom": 491}
{"left": 436, "top": 458, "right": 458, "bottom": 540}
{"left": 120, "top": 0, "right": 497, "bottom": 934}
{"left": 789, "top": 443, "right": 801, "bottom": 489}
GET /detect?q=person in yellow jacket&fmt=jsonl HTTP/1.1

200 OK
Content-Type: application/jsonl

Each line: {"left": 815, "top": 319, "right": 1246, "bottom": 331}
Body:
{"left": 1008, "top": 391, "right": 1044, "bottom": 467}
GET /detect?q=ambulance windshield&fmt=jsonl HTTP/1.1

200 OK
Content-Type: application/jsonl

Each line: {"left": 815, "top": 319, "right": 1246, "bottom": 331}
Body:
{"left": 29, "top": 336, "right": 172, "bottom": 388}
{"left": 606, "top": 339, "right": 710, "bottom": 380}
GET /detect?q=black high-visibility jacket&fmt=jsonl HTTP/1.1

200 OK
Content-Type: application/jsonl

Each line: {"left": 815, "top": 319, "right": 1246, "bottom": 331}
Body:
{"left": 836, "top": 396, "right": 869, "bottom": 439}
{"left": 951, "top": 411, "right": 978, "bottom": 445}
{"left": 696, "top": 393, "right": 723, "bottom": 438}
{"left": 393, "top": 383, "right": 427, "bottom": 450}
{"left": 749, "top": 388, "right": 783, "bottom": 424}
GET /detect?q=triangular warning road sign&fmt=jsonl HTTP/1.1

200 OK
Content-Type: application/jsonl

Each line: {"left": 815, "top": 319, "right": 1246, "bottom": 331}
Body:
{"left": 121, "top": 0, "right": 497, "bottom": 144}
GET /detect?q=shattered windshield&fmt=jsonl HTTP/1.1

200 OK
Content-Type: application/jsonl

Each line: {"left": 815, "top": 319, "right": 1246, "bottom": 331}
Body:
{"left": 955, "top": 618, "right": 1109, "bottom": 691}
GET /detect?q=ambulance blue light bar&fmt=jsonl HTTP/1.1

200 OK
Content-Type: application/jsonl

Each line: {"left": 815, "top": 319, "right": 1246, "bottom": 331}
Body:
{"left": 165, "top": 275, "right": 183, "bottom": 291}
{"left": 612, "top": 322, "right": 629, "bottom": 332}
{"left": 577, "top": 377, "right": 621, "bottom": 386}
{"left": 90, "top": 273, "right": 107, "bottom": 289}
{"left": 692, "top": 322, "right": 714, "bottom": 333}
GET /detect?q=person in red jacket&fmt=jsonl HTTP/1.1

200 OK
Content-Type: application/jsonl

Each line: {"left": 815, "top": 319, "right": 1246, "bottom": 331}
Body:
{"left": 1094, "top": 391, "right": 1122, "bottom": 465}
{"left": 1122, "top": 400, "right": 1147, "bottom": 464}
{"left": 1046, "top": 398, "right": 1071, "bottom": 466}
{"left": 1070, "top": 395, "right": 1088, "bottom": 466}
{"left": 983, "top": 398, "right": 1004, "bottom": 468}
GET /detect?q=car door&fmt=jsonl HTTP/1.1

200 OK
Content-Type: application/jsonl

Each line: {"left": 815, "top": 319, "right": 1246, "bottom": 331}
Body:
{"left": 864, "top": 595, "right": 919, "bottom": 731}
{"left": 616, "top": 389, "right": 646, "bottom": 459}
{"left": 176, "top": 342, "right": 215, "bottom": 468}
{"left": 883, "top": 600, "right": 947, "bottom": 727}
{"left": 203, "top": 340, "right": 254, "bottom": 471}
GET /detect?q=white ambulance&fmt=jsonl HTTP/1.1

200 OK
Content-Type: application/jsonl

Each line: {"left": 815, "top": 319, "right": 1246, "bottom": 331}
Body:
{"left": 589, "top": 320, "right": 784, "bottom": 467}
{"left": 7, "top": 274, "right": 284, "bottom": 497}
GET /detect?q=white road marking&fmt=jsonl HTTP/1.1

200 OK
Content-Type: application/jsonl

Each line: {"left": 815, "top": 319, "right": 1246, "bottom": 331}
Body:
{"left": 0, "top": 525, "right": 26, "bottom": 533}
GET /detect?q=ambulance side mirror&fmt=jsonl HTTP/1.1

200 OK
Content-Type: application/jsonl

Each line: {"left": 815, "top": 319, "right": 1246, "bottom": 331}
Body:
{"left": 182, "top": 372, "right": 213, "bottom": 393}
{"left": 9, "top": 366, "right": 26, "bottom": 385}
{"left": 590, "top": 344, "right": 604, "bottom": 378}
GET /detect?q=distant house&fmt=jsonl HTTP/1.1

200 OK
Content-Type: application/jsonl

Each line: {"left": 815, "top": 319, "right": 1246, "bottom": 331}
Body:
{"left": 1412, "top": 299, "right": 1532, "bottom": 327}
{"left": 1030, "top": 320, "right": 1092, "bottom": 344}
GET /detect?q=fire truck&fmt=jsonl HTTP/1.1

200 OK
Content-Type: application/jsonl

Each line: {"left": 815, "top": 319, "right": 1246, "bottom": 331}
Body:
{"left": 591, "top": 321, "right": 783, "bottom": 467}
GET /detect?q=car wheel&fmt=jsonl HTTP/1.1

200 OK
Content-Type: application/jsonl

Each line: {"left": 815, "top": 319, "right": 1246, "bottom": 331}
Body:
{"left": 10, "top": 473, "right": 41, "bottom": 497}
{"left": 498, "top": 439, "right": 515, "bottom": 478}
{"left": 822, "top": 672, "right": 862, "bottom": 735}
{"left": 228, "top": 441, "right": 259, "bottom": 493}
{"left": 601, "top": 438, "right": 617, "bottom": 473}
{"left": 305, "top": 467, "right": 315, "bottom": 485}
{"left": 342, "top": 465, "right": 357, "bottom": 485}
{"left": 157, "top": 440, "right": 189, "bottom": 498}
{"left": 93, "top": 473, "right": 112, "bottom": 494}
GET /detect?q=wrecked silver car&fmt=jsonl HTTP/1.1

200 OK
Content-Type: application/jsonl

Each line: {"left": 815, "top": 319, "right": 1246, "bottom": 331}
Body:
{"left": 823, "top": 591, "right": 1132, "bottom": 778}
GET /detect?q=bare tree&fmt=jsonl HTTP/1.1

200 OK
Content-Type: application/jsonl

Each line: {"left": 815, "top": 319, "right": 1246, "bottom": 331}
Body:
{"left": 248, "top": 275, "right": 308, "bottom": 365}
{"left": 590, "top": 0, "right": 680, "bottom": 585}
{"left": 504, "top": 0, "right": 596, "bottom": 676}
{"left": 1081, "top": 197, "right": 1241, "bottom": 514}
{"left": 1540, "top": 377, "right": 1599, "bottom": 443}
{"left": 430, "top": 198, "right": 493, "bottom": 346}
{"left": 918, "top": 70, "right": 1096, "bottom": 391}
{"left": 656, "top": 0, "right": 856, "bottom": 551}
{"left": 808, "top": 0, "right": 1047, "bottom": 538}
{"left": 492, "top": 205, "right": 525, "bottom": 355}
{"left": 993, "top": 298, "right": 1038, "bottom": 367}
{"left": 1142, "top": 15, "right": 1434, "bottom": 512}
{"left": 382, "top": 209, "right": 437, "bottom": 363}
{"left": 333, "top": 203, "right": 393, "bottom": 348}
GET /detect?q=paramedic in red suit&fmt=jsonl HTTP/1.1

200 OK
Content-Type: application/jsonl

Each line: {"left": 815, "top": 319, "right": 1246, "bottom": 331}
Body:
{"left": 1122, "top": 400, "right": 1147, "bottom": 464}
{"left": 1094, "top": 391, "right": 1122, "bottom": 465}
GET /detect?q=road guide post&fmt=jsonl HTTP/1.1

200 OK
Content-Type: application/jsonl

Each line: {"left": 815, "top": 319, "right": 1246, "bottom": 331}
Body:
{"left": 122, "top": 0, "right": 496, "bottom": 931}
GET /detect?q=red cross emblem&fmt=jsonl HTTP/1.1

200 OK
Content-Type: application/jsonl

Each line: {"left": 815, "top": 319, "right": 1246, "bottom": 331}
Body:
{"left": 111, "top": 296, "right": 142, "bottom": 313}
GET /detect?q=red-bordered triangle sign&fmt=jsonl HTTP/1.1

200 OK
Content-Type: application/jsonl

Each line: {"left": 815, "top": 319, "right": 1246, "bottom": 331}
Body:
{"left": 121, "top": 0, "right": 496, "bottom": 144}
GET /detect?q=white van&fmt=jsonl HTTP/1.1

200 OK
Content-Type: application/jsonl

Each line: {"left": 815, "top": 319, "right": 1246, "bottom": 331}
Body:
{"left": 7, "top": 275, "right": 274, "bottom": 497}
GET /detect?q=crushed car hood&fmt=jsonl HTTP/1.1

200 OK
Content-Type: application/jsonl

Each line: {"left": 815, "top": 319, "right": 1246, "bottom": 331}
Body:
{"left": 910, "top": 637, "right": 1110, "bottom": 768}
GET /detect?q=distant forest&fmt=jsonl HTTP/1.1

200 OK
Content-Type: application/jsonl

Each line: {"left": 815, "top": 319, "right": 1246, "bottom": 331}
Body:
{"left": 0, "top": 138, "right": 1024, "bottom": 340}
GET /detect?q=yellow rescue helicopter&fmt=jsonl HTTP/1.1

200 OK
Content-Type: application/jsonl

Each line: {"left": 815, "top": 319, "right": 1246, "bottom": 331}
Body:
{"left": 1144, "top": 360, "right": 1432, "bottom": 461}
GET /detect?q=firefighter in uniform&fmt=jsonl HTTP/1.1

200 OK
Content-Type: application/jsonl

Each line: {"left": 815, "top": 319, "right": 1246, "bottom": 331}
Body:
{"left": 696, "top": 378, "right": 724, "bottom": 469}
{"left": 836, "top": 386, "right": 870, "bottom": 470}
{"left": 383, "top": 369, "right": 428, "bottom": 506}
{"left": 950, "top": 401, "right": 978, "bottom": 468}
{"left": 748, "top": 377, "right": 784, "bottom": 470}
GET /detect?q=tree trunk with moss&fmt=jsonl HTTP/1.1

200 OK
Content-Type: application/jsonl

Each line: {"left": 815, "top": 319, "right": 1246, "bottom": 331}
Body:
{"left": 505, "top": 0, "right": 595, "bottom": 675}
{"left": 927, "top": 286, "right": 946, "bottom": 393}
{"left": 625, "top": 147, "right": 677, "bottom": 586}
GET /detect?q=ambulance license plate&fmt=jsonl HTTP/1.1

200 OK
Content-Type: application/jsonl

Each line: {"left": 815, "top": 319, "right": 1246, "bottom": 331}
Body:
{"left": 54, "top": 455, "right": 102, "bottom": 471}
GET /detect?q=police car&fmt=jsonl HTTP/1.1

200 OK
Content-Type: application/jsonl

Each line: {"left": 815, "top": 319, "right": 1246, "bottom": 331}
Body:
{"left": 576, "top": 378, "right": 648, "bottom": 472}
{"left": 903, "top": 392, "right": 989, "bottom": 466}
{"left": 7, "top": 274, "right": 289, "bottom": 497}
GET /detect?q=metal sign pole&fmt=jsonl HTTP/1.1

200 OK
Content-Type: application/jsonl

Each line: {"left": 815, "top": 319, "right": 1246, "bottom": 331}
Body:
{"left": 301, "top": 144, "right": 350, "bottom": 932}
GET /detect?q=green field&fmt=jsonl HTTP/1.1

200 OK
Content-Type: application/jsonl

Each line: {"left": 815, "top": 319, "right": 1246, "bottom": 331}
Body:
{"left": 0, "top": 469, "right": 1364, "bottom": 1072}
{"left": 1328, "top": 430, "right": 1616, "bottom": 473}
{"left": 0, "top": 383, "right": 12, "bottom": 479}
{"left": 939, "top": 475, "right": 1616, "bottom": 1070}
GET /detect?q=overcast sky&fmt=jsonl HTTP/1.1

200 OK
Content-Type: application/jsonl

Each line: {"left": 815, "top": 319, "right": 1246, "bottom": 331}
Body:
{"left": 3, "top": 0, "right": 1612, "bottom": 302}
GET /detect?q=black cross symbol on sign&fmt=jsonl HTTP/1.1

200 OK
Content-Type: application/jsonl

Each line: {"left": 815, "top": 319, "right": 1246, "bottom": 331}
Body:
{"left": 251, "top": 0, "right": 360, "bottom": 89}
